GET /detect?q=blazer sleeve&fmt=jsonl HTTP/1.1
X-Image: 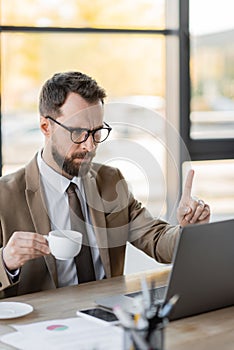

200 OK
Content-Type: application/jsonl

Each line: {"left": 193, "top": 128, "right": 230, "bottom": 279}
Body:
{"left": 0, "top": 247, "right": 18, "bottom": 292}
{"left": 127, "top": 192, "right": 180, "bottom": 263}
{"left": 96, "top": 164, "right": 181, "bottom": 264}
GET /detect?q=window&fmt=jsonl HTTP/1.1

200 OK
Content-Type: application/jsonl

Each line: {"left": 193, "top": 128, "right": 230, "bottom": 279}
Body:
{"left": 179, "top": 0, "right": 234, "bottom": 221}
{"left": 1, "top": 1, "right": 181, "bottom": 223}
{"left": 1, "top": 0, "right": 181, "bottom": 273}
{"left": 2, "top": 1, "right": 232, "bottom": 224}
{"left": 187, "top": 0, "right": 234, "bottom": 157}
{"left": 190, "top": 0, "right": 234, "bottom": 140}
{"left": 1, "top": 1, "right": 233, "bottom": 274}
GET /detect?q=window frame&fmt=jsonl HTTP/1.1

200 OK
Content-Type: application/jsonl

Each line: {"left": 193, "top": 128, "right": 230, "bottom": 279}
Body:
{"left": 1, "top": 0, "right": 232, "bottom": 209}
{"left": 0, "top": 6, "right": 179, "bottom": 178}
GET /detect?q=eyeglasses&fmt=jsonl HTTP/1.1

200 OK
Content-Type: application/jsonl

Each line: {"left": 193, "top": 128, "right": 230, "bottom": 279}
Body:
{"left": 45, "top": 116, "right": 112, "bottom": 144}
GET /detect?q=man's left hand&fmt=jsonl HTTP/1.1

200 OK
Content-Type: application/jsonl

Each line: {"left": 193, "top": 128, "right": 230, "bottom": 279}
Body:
{"left": 177, "top": 169, "right": 210, "bottom": 227}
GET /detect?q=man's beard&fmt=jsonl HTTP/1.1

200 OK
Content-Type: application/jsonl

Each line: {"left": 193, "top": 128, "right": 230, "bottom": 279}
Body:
{"left": 51, "top": 145, "right": 96, "bottom": 177}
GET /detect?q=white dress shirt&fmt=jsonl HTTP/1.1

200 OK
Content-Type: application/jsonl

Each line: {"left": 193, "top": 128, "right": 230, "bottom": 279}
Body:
{"left": 37, "top": 151, "right": 105, "bottom": 287}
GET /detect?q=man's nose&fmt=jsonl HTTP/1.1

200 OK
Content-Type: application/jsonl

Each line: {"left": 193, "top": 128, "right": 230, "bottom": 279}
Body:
{"left": 81, "top": 134, "right": 96, "bottom": 152}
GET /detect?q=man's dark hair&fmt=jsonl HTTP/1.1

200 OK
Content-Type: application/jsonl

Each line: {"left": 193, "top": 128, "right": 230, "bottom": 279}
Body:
{"left": 39, "top": 71, "right": 106, "bottom": 117}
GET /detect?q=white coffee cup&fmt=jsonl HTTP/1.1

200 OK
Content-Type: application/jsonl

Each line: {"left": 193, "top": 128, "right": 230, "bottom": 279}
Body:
{"left": 46, "top": 230, "right": 82, "bottom": 260}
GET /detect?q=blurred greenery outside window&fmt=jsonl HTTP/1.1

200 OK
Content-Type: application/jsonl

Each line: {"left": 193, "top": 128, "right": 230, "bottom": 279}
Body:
{"left": 2, "top": 32, "right": 167, "bottom": 220}
{"left": 1, "top": 0, "right": 168, "bottom": 222}
{"left": 190, "top": 0, "right": 234, "bottom": 139}
{"left": 1, "top": 0, "right": 166, "bottom": 28}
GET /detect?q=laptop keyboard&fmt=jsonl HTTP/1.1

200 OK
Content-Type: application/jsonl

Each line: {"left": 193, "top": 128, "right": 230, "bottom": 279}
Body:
{"left": 125, "top": 285, "right": 167, "bottom": 302}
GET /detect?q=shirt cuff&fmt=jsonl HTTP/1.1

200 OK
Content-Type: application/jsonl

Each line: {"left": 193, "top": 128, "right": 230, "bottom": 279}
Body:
{"left": 2, "top": 249, "right": 20, "bottom": 282}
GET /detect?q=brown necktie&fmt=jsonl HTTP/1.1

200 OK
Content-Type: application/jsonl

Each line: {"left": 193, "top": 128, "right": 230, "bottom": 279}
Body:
{"left": 66, "top": 183, "right": 95, "bottom": 283}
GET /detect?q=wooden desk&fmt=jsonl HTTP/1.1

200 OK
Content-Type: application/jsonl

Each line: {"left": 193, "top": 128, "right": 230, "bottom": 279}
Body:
{"left": 0, "top": 267, "right": 234, "bottom": 350}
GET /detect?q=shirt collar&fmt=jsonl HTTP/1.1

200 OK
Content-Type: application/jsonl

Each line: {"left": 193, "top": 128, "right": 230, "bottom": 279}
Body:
{"left": 37, "top": 150, "right": 82, "bottom": 194}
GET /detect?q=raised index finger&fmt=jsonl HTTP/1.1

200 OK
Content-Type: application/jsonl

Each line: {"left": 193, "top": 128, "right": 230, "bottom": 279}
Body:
{"left": 181, "top": 169, "right": 194, "bottom": 202}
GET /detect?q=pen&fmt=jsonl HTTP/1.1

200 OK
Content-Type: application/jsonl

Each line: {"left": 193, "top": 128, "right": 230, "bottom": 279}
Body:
{"left": 150, "top": 280, "right": 156, "bottom": 306}
{"left": 145, "top": 280, "right": 158, "bottom": 319}
{"left": 113, "top": 305, "right": 134, "bottom": 328}
{"left": 158, "top": 294, "right": 179, "bottom": 319}
{"left": 134, "top": 313, "right": 149, "bottom": 330}
{"left": 141, "top": 276, "right": 151, "bottom": 311}
{"left": 131, "top": 329, "right": 150, "bottom": 350}
{"left": 134, "top": 313, "right": 140, "bottom": 326}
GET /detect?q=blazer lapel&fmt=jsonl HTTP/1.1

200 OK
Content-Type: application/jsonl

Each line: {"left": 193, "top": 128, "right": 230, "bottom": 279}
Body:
{"left": 25, "top": 156, "right": 58, "bottom": 287}
{"left": 83, "top": 173, "right": 111, "bottom": 278}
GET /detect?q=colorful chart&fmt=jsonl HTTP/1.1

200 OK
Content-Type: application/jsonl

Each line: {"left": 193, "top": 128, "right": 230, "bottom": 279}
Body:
{"left": 46, "top": 324, "right": 68, "bottom": 331}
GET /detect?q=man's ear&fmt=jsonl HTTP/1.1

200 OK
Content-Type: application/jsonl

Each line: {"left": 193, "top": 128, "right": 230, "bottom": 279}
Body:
{"left": 40, "top": 116, "right": 50, "bottom": 136}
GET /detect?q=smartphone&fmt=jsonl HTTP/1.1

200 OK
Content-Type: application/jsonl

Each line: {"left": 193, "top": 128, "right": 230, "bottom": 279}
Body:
{"left": 76, "top": 307, "right": 120, "bottom": 325}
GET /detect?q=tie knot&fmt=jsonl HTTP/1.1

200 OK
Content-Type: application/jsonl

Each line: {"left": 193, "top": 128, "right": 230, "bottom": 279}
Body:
{"left": 66, "top": 182, "right": 77, "bottom": 195}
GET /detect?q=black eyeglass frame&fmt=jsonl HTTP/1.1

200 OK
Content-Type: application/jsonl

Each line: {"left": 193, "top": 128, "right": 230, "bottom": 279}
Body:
{"left": 45, "top": 115, "right": 112, "bottom": 144}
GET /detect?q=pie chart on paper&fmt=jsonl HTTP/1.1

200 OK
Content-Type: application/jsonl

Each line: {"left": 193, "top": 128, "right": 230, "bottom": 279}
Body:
{"left": 46, "top": 324, "right": 69, "bottom": 331}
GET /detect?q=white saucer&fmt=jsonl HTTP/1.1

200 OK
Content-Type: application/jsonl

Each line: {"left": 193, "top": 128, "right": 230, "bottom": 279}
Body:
{"left": 0, "top": 302, "right": 33, "bottom": 319}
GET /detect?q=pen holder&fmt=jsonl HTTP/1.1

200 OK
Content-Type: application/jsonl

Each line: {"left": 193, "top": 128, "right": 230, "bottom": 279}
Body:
{"left": 123, "top": 320, "right": 166, "bottom": 350}
{"left": 123, "top": 326, "right": 147, "bottom": 350}
{"left": 146, "top": 319, "right": 166, "bottom": 350}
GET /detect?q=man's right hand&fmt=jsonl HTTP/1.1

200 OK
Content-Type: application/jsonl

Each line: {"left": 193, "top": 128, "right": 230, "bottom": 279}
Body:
{"left": 2, "top": 231, "right": 50, "bottom": 271}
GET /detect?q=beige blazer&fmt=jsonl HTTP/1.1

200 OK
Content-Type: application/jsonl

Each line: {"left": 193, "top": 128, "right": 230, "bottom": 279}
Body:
{"left": 0, "top": 154, "right": 179, "bottom": 297}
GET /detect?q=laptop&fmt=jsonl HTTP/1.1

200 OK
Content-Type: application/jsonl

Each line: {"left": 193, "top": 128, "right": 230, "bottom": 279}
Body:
{"left": 95, "top": 219, "right": 234, "bottom": 320}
